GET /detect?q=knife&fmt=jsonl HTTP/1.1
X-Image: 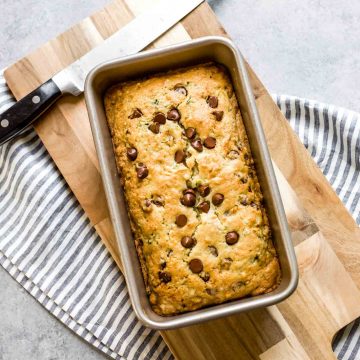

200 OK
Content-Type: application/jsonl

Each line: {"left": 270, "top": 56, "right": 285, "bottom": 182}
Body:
{"left": 0, "top": 0, "right": 203, "bottom": 145}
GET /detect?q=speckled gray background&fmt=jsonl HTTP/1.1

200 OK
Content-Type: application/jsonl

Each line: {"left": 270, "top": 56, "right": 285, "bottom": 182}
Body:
{"left": 0, "top": 0, "right": 359, "bottom": 359}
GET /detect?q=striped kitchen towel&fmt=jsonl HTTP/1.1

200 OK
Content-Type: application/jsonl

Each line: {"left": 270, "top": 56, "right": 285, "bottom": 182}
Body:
{"left": 0, "top": 73, "right": 359, "bottom": 360}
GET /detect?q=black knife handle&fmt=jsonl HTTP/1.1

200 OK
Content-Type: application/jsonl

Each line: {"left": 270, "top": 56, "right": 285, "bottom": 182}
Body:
{"left": 0, "top": 79, "right": 62, "bottom": 145}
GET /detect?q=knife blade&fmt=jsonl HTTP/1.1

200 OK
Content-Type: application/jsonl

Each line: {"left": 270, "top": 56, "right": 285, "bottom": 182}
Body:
{"left": 0, "top": 0, "right": 203, "bottom": 145}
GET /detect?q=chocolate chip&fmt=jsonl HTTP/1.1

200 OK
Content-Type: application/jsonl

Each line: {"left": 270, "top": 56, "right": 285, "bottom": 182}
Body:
{"left": 129, "top": 108, "right": 142, "bottom": 119}
{"left": 212, "top": 110, "right": 224, "bottom": 121}
{"left": 181, "top": 236, "right": 196, "bottom": 248}
{"left": 226, "top": 231, "right": 239, "bottom": 245}
{"left": 197, "top": 201, "right": 210, "bottom": 213}
{"left": 191, "top": 138, "right": 203, "bottom": 152}
{"left": 148, "top": 122, "right": 160, "bottom": 134}
{"left": 221, "top": 257, "right": 233, "bottom": 270}
{"left": 226, "top": 86, "right": 234, "bottom": 98}
{"left": 158, "top": 271, "right": 171, "bottom": 283}
{"left": 126, "top": 147, "right": 138, "bottom": 161}
{"left": 167, "top": 109, "right": 181, "bottom": 121}
{"left": 183, "top": 188, "right": 196, "bottom": 196}
{"left": 152, "top": 195, "right": 164, "bottom": 206}
{"left": 203, "top": 137, "right": 216, "bottom": 149}
{"left": 240, "top": 196, "right": 249, "bottom": 206}
{"left": 153, "top": 112, "right": 166, "bottom": 124}
{"left": 181, "top": 193, "right": 196, "bottom": 207}
{"left": 232, "top": 281, "right": 246, "bottom": 292}
{"left": 175, "top": 214, "right": 187, "bottom": 228}
{"left": 160, "top": 261, "right": 167, "bottom": 269}
{"left": 208, "top": 245, "right": 218, "bottom": 257}
{"left": 200, "top": 272, "right": 210, "bottom": 282}
{"left": 198, "top": 185, "right": 210, "bottom": 197}
{"left": 207, "top": 96, "right": 218, "bottom": 108}
{"left": 137, "top": 164, "right": 148, "bottom": 179}
{"left": 142, "top": 199, "right": 152, "bottom": 212}
{"left": 227, "top": 150, "right": 239, "bottom": 159}
{"left": 175, "top": 149, "right": 186, "bottom": 163}
{"left": 185, "top": 127, "right": 196, "bottom": 139}
{"left": 244, "top": 153, "right": 249, "bottom": 161}
{"left": 174, "top": 84, "right": 187, "bottom": 96}
{"left": 250, "top": 202, "right": 258, "bottom": 209}
{"left": 212, "top": 193, "right": 224, "bottom": 206}
{"left": 189, "top": 258, "right": 203, "bottom": 273}
{"left": 206, "top": 288, "right": 216, "bottom": 296}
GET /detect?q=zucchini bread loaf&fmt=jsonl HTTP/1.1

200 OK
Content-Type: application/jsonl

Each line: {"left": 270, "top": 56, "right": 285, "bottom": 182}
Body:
{"left": 104, "top": 63, "right": 280, "bottom": 316}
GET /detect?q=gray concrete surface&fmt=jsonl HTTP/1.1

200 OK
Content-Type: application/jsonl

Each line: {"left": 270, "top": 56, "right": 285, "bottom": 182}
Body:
{"left": 208, "top": 0, "right": 360, "bottom": 112}
{"left": 0, "top": 266, "right": 105, "bottom": 360}
{"left": 0, "top": 0, "right": 359, "bottom": 359}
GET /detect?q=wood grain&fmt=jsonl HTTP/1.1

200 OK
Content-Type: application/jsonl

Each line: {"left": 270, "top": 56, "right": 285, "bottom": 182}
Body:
{"left": 4, "top": 0, "right": 360, "bottom": 359}
{"left": 277, "top": 233, "right": 360, "bottom": 359}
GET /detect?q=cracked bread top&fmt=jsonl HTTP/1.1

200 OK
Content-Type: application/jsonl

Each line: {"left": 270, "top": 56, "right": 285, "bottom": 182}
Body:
{"left": 104, "top": 63, "right": 281, "bottom": 316}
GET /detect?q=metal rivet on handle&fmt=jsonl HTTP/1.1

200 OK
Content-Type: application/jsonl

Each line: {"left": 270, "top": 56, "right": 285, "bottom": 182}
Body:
{"left": 1, "top": 119, "right": 9, "bottom": 128}
{"left": 32, "top": 95, "right": 40, "bottom": 104}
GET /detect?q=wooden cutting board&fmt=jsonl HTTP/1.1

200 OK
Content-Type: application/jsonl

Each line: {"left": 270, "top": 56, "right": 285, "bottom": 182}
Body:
{"left": 4, "top": 0, "right": 360, "bottom": 358}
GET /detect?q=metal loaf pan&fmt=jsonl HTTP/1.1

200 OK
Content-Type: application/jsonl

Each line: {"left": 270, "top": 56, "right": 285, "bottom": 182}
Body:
{"left": 85, "top": 36, "right": 298, "bottom": 330}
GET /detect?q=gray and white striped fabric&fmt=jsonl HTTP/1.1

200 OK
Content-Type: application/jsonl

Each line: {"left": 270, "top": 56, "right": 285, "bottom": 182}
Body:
{"left": 276, "top": 95, "right": 360, "bottom": 223}
{"left": 0, "top": 73, "right": 172, "bottom": 360}
{"left": 0, "top": 73, "right": 359, "bottom": 359}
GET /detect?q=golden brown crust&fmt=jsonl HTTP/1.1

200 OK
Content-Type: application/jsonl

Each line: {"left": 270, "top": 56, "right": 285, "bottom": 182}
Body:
{"left": 104, "top": 64, "right": 281, "bottom": 316}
